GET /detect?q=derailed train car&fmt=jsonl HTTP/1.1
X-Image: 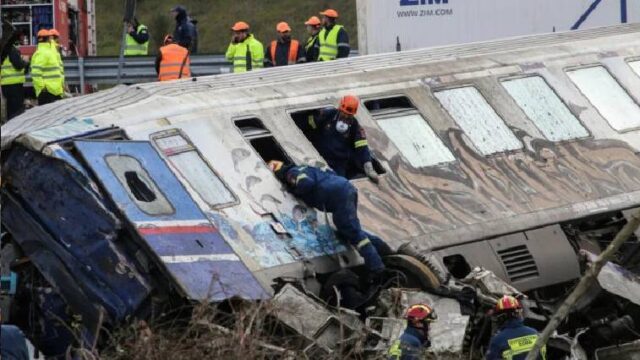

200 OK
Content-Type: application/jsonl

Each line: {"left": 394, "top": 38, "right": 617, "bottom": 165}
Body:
{"left": 1, "top": 24, "right": 640, "bottom": 355}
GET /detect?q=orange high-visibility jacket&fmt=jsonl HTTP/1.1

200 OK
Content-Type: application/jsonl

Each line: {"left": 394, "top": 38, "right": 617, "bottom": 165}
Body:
{"left": 269, "top": 40, "right": 300, "bottom": 66}
{"left": 159, "top": 44, "right": 191, "bottom": 81}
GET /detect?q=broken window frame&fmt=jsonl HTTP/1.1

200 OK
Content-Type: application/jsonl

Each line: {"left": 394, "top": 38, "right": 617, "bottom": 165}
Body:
{"left": 362, "top": 94, "right": 457, "bottom": 168}
{"left": 566, "top": 64, "right": 640, "bottom": 133}
{"left": 287, "top": 105, "right": 387, "bottom": 180}
{"left": 500, "top": 75, "right": 591, "bottom": 142}
{"left": 233, "top": 116, "right": 293, "bottom": 167}
{"left": 433, "top": 85, "right": 523, "bottom": 156}
{"left": 104, "top": 154, "right": 175, "bottom": 216}
{"left": 150, "top": 129, "right": 238, "bottom": 210}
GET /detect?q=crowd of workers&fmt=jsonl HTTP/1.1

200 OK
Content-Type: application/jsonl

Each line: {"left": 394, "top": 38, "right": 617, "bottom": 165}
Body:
{"left": 1, "top": 5, "right": 350, "bottom": 120}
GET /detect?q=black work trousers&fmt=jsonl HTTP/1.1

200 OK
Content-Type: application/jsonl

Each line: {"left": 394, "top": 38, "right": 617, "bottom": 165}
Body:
{"left": 38, "top": 90, "right": 62, "bottom": 106}
{"left": 1, "top": 83, "right": 25, "bottom": 120}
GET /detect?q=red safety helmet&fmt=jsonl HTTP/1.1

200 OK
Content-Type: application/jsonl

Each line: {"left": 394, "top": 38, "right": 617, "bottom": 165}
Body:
{"left": 406, "top": 304, "right": 437, "bottom": 323}
{"left": 339, "top": 95, "right": 359, "bottom": 116}
{"left": 276, "top": 22, "right": 291, "bottom": 33}
{"left": 495, "top": 295, "right": 522, "bottom": 313}
{"left": 163, "top": 34, "right": 174, "bottom": 45}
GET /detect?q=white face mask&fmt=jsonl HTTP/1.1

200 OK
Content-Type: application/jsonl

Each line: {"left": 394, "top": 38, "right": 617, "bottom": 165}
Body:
{"left": 336, "top": 120, "right": 349, "bottom": 133}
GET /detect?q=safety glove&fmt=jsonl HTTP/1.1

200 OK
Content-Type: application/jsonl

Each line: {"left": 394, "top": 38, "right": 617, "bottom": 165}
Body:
{"left": 364, "top": 161, "right": 379, "bottom": 184}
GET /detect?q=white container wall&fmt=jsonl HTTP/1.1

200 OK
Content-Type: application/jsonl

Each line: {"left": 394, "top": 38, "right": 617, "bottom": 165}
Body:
{"left": 357, "top": 0, "right": 640, "bottom": 54}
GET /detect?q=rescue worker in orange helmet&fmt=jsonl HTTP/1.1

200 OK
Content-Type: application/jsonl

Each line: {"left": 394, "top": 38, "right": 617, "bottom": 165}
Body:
{"left": 155, "top": 34, "right": 191, "bottom": 81}
{"left": 486, "top": 295, "right": 546, "bottom": 360}
{"left": 388, "top": 304, "right": 437, "bottom": 360}
{"left": 317, "top": 8, "right": 350, "bottom": 61}
{"left": 304, "top": 16, "right": 321, "bottom": 62}
{"left": 264, "top": 22, "right": 306, "bottom": 67}
{"left": 225, "top": 21, "right": 264, "bottom": 73}
{"left": 300, "top": 95, "right": 379, "bottom": 183}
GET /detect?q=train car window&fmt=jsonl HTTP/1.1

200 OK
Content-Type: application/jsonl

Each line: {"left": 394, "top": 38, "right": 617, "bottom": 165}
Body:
{"left": 152, "top": 130, "right": 237, "bottom": 209}
{"left": 290, "top": 107, "right": 385, "bottom": 179}
{"left": 366, "top": 96, "right": 455, "bottom": 168}
{"left": 629, "top": 60, "right": 640, "bottom": 78}
{"left": 502, "top": 76, "right": 589, "bottom": 141}
{"left": 235, "top": 118, "right": 291, "bottom": 163}
{"left": 105, "top": 155, "right": 174, "bottom": 215}
{"left": 567, "top": 66, "right": 640, "bottom": 132}
{"left": 435, "top": 87, "right": 522, "bottom": 155}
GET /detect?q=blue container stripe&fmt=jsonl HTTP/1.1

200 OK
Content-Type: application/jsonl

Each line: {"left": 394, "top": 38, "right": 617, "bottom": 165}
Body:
{"left": 139, "top": 230, "right": 236, "bottom": 257}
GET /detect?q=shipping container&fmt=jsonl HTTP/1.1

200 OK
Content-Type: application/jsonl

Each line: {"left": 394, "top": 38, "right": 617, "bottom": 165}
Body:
{"left": 356, "top": 0, "right": 640, "bottom": 54}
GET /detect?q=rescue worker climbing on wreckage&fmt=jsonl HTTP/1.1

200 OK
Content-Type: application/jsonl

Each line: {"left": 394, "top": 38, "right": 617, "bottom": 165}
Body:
{"left": 267, "top": 160, "right": 392, "bottom": 280}
{"left": 301, "top": 95, "right": 380, "bottom": 182}
{"left": 486, "top": 295, "right": 546, "bottom": 360}
{"left": 388, "top": 303, "right": 437, "bottom": 360}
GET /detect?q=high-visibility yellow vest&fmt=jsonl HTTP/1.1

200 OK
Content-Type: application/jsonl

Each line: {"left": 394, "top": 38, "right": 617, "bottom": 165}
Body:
{"left": 125, "top": 24, "right": 149, "bottom": 56}
{"left": 30, "top": 42, "right": 64, "bottom": 97}
{"left": 501, "top": 335, "right": 547, "bottom": 360}
{"left": 305, "top": 34, "right": 318, "bottom": 52}
{"left": 387, "top": 340, "right": 402, "bottom": 359}
{"left": 225, "top": 34, "right": 264, "bottom": 73}
{"left": 318, "top": 25, "right": 343, "bottom": 61}
{"left": 1, "top": 54, "right": 26, "bottom": 86}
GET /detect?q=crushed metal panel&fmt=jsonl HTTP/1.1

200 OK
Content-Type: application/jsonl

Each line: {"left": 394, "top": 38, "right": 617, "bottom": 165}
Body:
{"left": 74, "top": 140, "right": 268, "bottom": 301}
{"left": 462, "top": 267, "right": 522, "bottom": 298}
{"left": 567, "top": 66, "right": 640, "bottom": 131}
{"left": 434, "top": 86, "right": 522, "bottom": 155}
{"left": 377, "top": 112, "right": 456, "bottom": 167}
{"left": 629, "top": 60, "right": 640, "bottom": 78}
{"left": 271, "top": 284, "right": 335, "bottom": 339}
{"left": 595, "top": 340, "right": 640, "bottom": 360}
{"left": 586, "top": 252, "right": 640, "bottom": 305}
{"left": 502, "top": 76, "right": 589, "bottom": 141}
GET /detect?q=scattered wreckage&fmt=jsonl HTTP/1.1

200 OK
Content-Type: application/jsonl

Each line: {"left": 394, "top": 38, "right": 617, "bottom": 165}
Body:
{"left": 2, "top": 24, "right": 640, "bottom": 358}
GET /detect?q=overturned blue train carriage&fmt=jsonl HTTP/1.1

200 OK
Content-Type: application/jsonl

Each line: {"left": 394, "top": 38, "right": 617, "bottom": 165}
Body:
{"left": 2, "top": 24, "right": 640, "bottom": 354}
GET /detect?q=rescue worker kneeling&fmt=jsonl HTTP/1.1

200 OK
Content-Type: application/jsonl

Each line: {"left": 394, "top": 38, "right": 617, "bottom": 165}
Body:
{"left": 486, "top": 295, "right": 546, "bottom": 360}
{"left": 268, "top": 161, "right": 392, "bottom": 275}
{"left": 388, "top": 303, "right": 437, "bottom": 360}
{"left": 156, "top": 34, "right": 191, "bottom": 81}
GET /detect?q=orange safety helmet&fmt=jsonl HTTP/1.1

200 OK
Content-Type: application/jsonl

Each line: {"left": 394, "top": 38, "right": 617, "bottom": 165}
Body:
{"left": 305, "top": 16, "right": 321, "bottom": 26}
{"left": 320, "top": 9, "right": 339, "bottom": 18}
{"left": 406, "top": 304, "right": 437, "bottom": 323}
{"left": 268, "top": 160, "right": 284, "bottom": 172}
{"left": 37, "top": 29, "right": 51, "bottom": 38}
{"left": 49, "top": 29, "right": 60, "bottom": 37}
{"left": 231, "top": 21, "right": 250, "bottom": 31}
{"left": 495, "top": 295, "right": 522, "bottom": 313}
{"left": 276, "top": 22, "right": 291, "bottom": 33}
{"left": 339, "top": 95, "right": 359, "bottom": 115}
{"left": 163, "top": 34, "right": 174, "bottom": 45}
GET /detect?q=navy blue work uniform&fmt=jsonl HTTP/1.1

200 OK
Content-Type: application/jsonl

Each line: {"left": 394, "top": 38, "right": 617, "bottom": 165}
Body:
{"left": 486, "top": 319, "right": 546, "bottom": 360}
{"left": 1, "top": 325, "right": 30, "bottom": 360}
{"left": 304, "top": 108, "right": 372, "bottom": 177}
{"left": 277, "top": 165, "right": 389, "bottom": 272}
{"left": 388, "top": 326, "right": 430, "bottom": 360}
{"left": 172, "top": 6, "right": 195, "bottom": 50}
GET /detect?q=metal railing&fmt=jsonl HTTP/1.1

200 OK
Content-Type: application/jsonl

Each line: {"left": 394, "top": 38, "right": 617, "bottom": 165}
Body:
{"left": 21, "top": 52, "right": 357, "bottom": 89}
{"left": 62, "top": 54, "right": 232, "bottom": 87}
